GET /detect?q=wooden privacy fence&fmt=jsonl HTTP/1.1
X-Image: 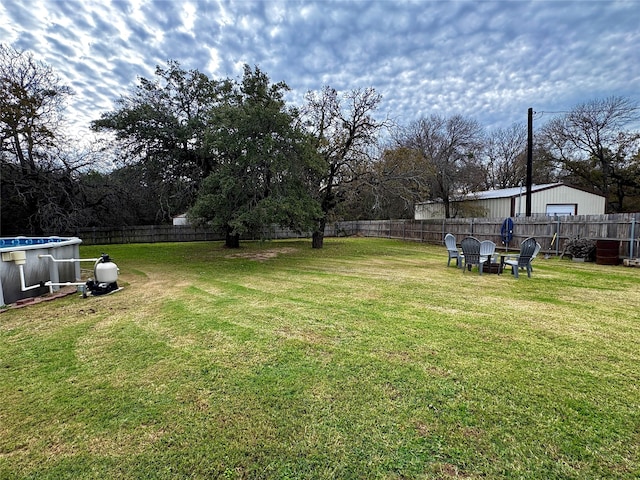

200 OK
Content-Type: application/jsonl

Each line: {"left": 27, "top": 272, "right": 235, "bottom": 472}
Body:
{"left": 336, "top": 213, "right": 640, "bottom": 258}
{"left": 70, "top": 224, "right": 309, "bottom": 246}
{"left": 71, "top": 213, "right": 640, "bottom": 258}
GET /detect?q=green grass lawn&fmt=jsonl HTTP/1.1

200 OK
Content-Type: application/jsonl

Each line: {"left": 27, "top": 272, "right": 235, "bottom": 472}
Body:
{"left": 1, "top": 238, "right": 639, "bottom": 479}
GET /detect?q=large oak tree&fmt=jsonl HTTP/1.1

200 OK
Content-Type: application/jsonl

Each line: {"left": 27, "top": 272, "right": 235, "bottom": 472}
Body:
{"left": 92, "top": 61, "right": 224, "bottom": 222}
{"left": 190, "top": 66, "right": 322, "bottom": 248}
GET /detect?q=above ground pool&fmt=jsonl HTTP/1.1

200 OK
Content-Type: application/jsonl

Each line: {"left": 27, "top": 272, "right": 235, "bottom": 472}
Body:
{"left": 0, "top": 236, "right": 82, "bottom": 306}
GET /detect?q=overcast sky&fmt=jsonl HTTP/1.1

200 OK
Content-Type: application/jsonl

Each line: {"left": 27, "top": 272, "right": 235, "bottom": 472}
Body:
{"left": 2, "top": 0, "right": 639, "bottom": 137}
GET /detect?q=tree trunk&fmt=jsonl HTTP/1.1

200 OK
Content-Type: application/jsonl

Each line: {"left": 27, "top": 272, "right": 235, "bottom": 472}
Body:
{"left": 312, "top": 230, "right": 324, "bottom": 249}
{"left": 312, "top": 218, "right": 326, "bottom": 249}
{"left": 225, "top": 228, "right": 240, "bottom": 248}
{"left": 443, "top": 197, "right": 451, "bottom": 218}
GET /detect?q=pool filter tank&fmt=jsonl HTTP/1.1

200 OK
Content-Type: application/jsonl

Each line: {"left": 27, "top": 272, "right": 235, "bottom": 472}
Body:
{"left": 85, "top": 254, "right": 119, "bottom": 295}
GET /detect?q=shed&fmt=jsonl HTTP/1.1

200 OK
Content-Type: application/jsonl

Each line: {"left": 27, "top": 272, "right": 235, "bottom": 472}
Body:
{"left": 415, "top": 183, "right": 606, "bottom": 219}
{"left": 172, "top": 214, "right": 189, "bottom": 226}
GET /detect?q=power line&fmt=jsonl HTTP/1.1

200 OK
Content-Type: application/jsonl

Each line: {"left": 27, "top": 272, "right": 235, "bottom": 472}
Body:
{"left": 533, "top": 106, "right": 635, "bottom": 118}
{"left": 532, "top": 110, "right": 571, "bottom": 119}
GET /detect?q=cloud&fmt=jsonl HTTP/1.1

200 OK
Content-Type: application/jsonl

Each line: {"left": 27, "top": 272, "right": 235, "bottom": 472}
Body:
{"left": 1, "top": 0, "right": 639, "bottom": 138}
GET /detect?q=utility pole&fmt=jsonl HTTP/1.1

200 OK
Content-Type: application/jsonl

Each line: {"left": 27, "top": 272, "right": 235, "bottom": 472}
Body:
{"left": 526, "top": 107, "right": 533, "bottom": 217}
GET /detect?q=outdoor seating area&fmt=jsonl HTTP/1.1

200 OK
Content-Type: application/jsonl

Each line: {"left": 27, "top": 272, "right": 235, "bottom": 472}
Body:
{"left": 445, "top": 233, "right": 539, "bottom": 278}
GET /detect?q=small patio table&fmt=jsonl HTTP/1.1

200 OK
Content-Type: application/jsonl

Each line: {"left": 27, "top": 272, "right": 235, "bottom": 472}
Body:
{"left": 482, "top": 255, "right": 502, "bottom": 274}
{"left": 498, "top": 254, "right": 510, "bottom": 274}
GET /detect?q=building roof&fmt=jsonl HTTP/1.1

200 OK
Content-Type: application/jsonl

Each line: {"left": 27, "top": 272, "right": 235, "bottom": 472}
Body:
{"left": 467, "top": 183, "right": 563, "bottom": 200}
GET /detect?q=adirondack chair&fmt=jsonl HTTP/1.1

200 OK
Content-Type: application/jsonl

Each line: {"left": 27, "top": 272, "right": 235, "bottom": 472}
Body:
{"left": 479, "top": 240, "right": 497, "bottom": 273}
{"left": 461, "top": 236, "right": 482, "bottom": 274}
{"left": 504, "top": 237, "right": 538, "bottom": 278}
{"left": 504, "top": 240, "right": 542, "bottom": 273}
{"left": 445, "top": 233, "right": 463, "bottom": 268}
{"left": 530, "top": 241, "right": 542, "bottom": 270}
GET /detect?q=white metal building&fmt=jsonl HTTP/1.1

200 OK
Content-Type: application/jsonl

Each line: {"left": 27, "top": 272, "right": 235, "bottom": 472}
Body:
{"left": 172, "top": 214, "right": 189, "bottom": 226}
{"left": 415, "top": 183, "right": 606, "bottom": 219}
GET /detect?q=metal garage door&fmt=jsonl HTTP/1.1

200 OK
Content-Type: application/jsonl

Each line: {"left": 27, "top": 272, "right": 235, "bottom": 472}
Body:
{"left": 546, "top": 204, "right": 576, "bottom": 216}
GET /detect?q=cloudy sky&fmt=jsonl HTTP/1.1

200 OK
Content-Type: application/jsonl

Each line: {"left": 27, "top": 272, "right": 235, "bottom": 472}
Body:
{"left": 2, "top": 0, "right": 639, "bottom": 137}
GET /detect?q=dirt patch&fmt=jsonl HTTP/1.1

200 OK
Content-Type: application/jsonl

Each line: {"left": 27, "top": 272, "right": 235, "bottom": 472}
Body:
{"left": 224, "top": 247, "right": 298, "bottom": 262}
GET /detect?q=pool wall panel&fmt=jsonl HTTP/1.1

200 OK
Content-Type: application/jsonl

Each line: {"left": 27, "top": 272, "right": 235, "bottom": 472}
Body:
{"left": 0, "top": 238, "right": 81, "bottom": 306}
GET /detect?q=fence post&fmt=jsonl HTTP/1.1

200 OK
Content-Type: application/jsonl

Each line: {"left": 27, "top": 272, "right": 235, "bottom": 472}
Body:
{"left": 631, "top": 215, "right": 636, "bottom": 259}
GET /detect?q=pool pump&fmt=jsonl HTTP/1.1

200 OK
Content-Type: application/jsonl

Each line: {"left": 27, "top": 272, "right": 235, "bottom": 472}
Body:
{"left": 85, "top": 254, "right": 119, "bottom": 296}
